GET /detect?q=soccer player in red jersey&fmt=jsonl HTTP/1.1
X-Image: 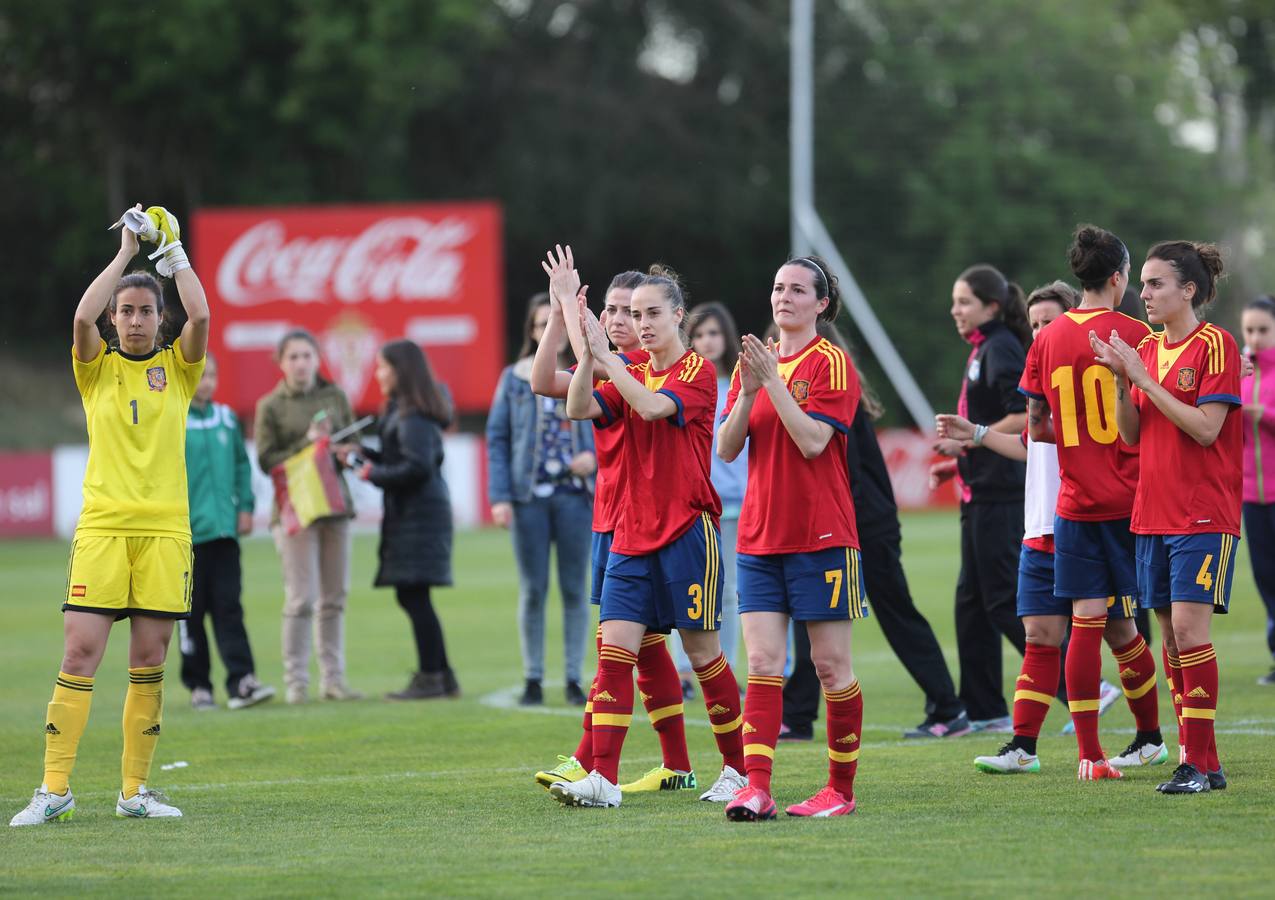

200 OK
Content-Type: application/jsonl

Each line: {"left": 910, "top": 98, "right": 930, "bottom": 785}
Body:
{"left": 716, "top": 256, "right": 866, "bottom": 820}
{"left": 1019, "top": 226, "right": 1164, "bottom": 780}
{"left": 548, "top": 262, "right": 744, "bottom": 809}
{"left": 1091, "top": 241, "right": 1241, "bottom": 795}
{"left": 529, "top": 250, "right": 697, "bottom": 796}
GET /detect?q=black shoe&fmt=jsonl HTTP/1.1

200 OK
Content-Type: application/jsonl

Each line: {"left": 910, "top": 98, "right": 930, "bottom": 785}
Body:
{"left": 565, "top": 681, "right": 587, "bottom": 706}
{"left": 680, "top": 678, "right": 695, "bottom": 701}
{"left": 1157, "top": 763, "right": 1211, "bottom": 794}
{"left": 777, "top": 722, "right": 813, "bottom": 742}
{"left": 903, "top": 710, "right": 972, "bottom": 739}
{"left": 519, "top": 679, "right": 543, "bottom": 706}
{"left": 1207, "top": 766, "right": 1228, "bottom": 790}
{"left": 441, "top": 668, "right": 461, "bottom": 698}
{"left": 386, "top": 671, "right": 447, "bottom": 701}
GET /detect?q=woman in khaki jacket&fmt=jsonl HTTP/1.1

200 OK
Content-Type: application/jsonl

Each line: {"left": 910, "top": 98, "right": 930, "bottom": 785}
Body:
{"left": 254, "top": 329, "right": 361, "bottom": 704}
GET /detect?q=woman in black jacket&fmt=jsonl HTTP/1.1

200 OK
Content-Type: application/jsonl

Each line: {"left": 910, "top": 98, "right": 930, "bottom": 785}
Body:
{"left": 931, "top": 264, "right": 1031, "bottom": 731}
{"left": 342, "top": 339, "right": 457, "bottom": 700}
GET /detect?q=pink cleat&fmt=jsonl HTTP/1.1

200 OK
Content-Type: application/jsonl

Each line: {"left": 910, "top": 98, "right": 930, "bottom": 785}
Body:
{"left": 725, "top": 786, "right": 777, "bottom": 822}
{"left": 785, "top": 785, "right": 856, "bottom": 817}
{"left": 1077, "top": 759, "right": 1123, "bottom": 781}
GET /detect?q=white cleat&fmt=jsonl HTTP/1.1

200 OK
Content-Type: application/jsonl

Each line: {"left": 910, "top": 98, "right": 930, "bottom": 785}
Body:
{"left": 974, "top": 744, "right": 1041, "bottom": 774}
{"left": 549, "top": 771, "right": 621, "bottom": 808}
{"left": 1097, "top": 680, "right": 1122, "bottom": 716}
{"left": 116, "top": 786, "right": 182, "bottom": 819}
{"left": 1109, "top": 739, "right": 1169, "bottom": 769}
{"left": 699, "top": 765, "right": 747, "bottom": 802}
{"left": 10, "top": 785, "right": 75, "bottom": 826}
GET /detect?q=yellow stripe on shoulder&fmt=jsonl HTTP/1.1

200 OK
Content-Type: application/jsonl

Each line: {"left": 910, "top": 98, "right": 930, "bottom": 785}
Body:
{"left": 813, "top": 342, "right": 847, "bottom": 391}
{"left": 1136, "top": 333, "right": 1160, "bottom": 351}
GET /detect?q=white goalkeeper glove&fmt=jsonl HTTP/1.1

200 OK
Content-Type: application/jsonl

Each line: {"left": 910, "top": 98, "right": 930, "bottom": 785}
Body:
{"left": 109, "top": 205, "right": 190, "bottom": 275}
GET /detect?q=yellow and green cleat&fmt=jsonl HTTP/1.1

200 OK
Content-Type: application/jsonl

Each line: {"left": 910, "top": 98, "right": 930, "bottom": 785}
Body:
{"left": 535, "top": 755, "right": 588, "bottom": 790}
{"left": 619, "top": 765, "right": 697, "bottom": 793}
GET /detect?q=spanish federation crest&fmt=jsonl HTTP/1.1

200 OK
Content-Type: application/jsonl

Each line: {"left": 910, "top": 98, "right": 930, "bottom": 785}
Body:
{"left": 1176, "top": 367, "right": 1196, "bottom": 391}
{"left": 146, "top": 366, "right": 167, "bottom": 392}
{"left": 790, "top": 379, "right": 811, "bottom": 402}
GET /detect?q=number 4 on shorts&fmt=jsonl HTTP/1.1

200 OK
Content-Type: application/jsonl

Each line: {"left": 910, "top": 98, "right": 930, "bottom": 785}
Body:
{"left": 1195, "top": 554, "right": 1214, "bottom": 592}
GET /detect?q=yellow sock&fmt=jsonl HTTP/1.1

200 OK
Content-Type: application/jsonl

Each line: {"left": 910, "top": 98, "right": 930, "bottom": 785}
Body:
{"left": 121, "top": 666, "right": 164, "bottom": 799}
{"left": 43, "top": 672, "right": 95, "bottom": 795}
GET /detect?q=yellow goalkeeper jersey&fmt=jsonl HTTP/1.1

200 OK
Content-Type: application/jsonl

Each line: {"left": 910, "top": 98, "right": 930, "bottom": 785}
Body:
{"left": 72, "top": 338, "right": 205, "bottom": 538}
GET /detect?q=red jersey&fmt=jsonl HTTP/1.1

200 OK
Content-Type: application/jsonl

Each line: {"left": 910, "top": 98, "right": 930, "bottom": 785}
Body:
{"left": 723, "top": 336, "right": 860, "bottom": 555}
{"left": 586, "top": 349, "right": 650, "bottom": 534}
{"left": 1131, "top": 323, "right": 1243, "bottom": 536}
{"left": 1020, "top": 309, "right": 1152, "bottom": 521}
{"left": 594, "top": 350, "right": 721, "bottom": 554}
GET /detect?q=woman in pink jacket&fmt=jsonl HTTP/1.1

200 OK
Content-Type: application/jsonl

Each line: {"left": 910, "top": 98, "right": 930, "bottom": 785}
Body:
{"left": 1241, "top": 295, "right": 1275, "bottom": 686}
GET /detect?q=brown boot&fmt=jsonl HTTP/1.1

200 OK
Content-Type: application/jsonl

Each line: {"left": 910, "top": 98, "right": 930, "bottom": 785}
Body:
{"left": 386, "top": 671, "right": 446, "bottom": 701}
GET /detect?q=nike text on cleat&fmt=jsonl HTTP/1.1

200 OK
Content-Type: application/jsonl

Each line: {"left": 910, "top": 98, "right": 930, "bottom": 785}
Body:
{"left": 619, "top": 766, "right": 697, "bottom": 793}
{"left": 115, "top": 786, "right": 182, "bottom": 818}
{"left": 535, "top": 755, "right": 587, "bottom": 790}
{"left": 699, "top": 765, "right": 747, "bottom": 802}
{"left": 786, "top": 785, "right": 856, "bottom": 817}
{"left": 974, "top": 743, "right": 1041, "bottom": 774}
{"left": 1109, "top": 739, "right": 1169, "bottom": 769}
{"left": 10, "top": 786, "right": 75, "bottom": 826}
{"left": 549, "top": 771, "right": 621, "bottom": 808}
{"left": 1157, "top": 763, "right": 1211, "bottom": 794}
{"left": 725, "top": 786, "right": 777, "bottom": 821}
{"left": 1077, "top": 759, "right": 1123, "bottom": 781}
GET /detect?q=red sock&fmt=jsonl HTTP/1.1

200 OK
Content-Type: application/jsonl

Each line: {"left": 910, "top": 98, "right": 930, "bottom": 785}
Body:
{"left": 825, "top": 680, "right": 863, "bottom": 798}
{"left": 636, "top": 634, "right": 690, "bottom": 772}
{"left": 1066, "top": 615, "right": 1107, "bottom": 761}
{"left": 1110, "top": 634, "right": 1159, "bottom": 732}
{"left": 590, "top": 644, "right": 637, "bottom": 783}
{"left": 694, "top": 654, "right": 744, "bottom": 773}
{"left": 572, "top": 626, "right": 604, "bottom": 767}
{"left": 742, "top": 676, "right": 783, "bottom": 792}
{"left": 1163, "top": 645, "right": 1184, "bottom": 752}
{"left": 1178, "top": 643, "right": 1219, "bottom": 772}
{"left": 1012, "top": 642, "right": 1060, "bottom": 739}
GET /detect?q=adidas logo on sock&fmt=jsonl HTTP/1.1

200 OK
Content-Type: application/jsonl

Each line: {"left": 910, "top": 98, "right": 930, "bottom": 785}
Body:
{"left": 1016, "top": 674, "right": 1035, "bottom": 683}
{"left": 45, "top": 723, "right": 60, "bottom": 735}
{"left": 142, "top": 724, "right": 161, "bottom": 736}
{"left": 1186, "top": 687, "right": 1211, "bottom": 699}
{"left": 743, "top": 722, "right": 757, "bottom": 734}
{"left": 1119, "top": 667, "right": 1139, "bottom": 679}
{"left": 706, "top": 704, "right": 730, "bottom": 716}
{"left": 593, "top": 691, "right": 616, "bottom": 703}
{"left": 836, "top": 732, "right": 859, "bottom": 745}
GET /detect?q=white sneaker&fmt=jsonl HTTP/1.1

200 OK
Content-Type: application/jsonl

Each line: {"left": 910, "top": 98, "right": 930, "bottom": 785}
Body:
{"left": 116, "top": 786, "right": 182, "bottom": 819}
{"left": 549, "top": 771, "right": 621, "bottom": 808}
{"left": 227, "top": 674, "right": 276, "bottom": 710}
{"left": 10, "top": 785, "right": 75, "bottom": 826}
{"left": 1109, "top": 738, "right": 1169, "bottom": 769}
{"left": 699, "top": 765, "right": 747, "bottom": 802}
{"left": 1097, "top": 680, "right": 1122, "bottom": 715}
{"left": 190, "top": 687, "right": 216, "bottom": 711}
{"left": 974, "top": 744, "right": 1041, "bottom": 774}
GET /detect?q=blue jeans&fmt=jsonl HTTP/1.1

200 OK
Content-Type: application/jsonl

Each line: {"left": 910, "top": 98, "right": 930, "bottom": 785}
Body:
{"left": 511, "top": 490, "right": 593, "bottom": 683}
{"left": 669, "top": 517, "right": 741, "bottom": 671}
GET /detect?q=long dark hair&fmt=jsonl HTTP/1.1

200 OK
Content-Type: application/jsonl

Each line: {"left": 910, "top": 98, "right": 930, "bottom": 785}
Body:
{"left": 785, "top": 255, "right": 842, "bottom": 322}
{"left": 688, "top": 301, "right": 740, "bottom": 377}
{"left": 274, "top": 328, "right": 331, "bottom": 387}
{"left": 957, "top": 263, "right": 1032, "bottom": 350}
{"left": 1068, "top": 224, "right": 1129, "bottom": 293}
{"left": 380, "top": 339, "right": 452, "bottom": 425}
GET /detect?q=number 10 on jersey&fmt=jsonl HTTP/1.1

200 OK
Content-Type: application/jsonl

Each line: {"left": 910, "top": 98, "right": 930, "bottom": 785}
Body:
{"left": 1049, "top": 365, "right": 1118, "bottom": 446}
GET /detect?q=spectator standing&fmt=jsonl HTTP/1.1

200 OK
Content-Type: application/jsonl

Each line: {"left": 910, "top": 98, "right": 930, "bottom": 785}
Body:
{"left": 1241, "top": 296, "right": 1275, "bottom": 685}
{"left": 181, "top": 353, "right": 275, "bottom": 710}
{"left": 254, "top": 330, "right": 361, "bottom": 704}
{"left": 488, "top": 294, "right": 597, "bottom": 706}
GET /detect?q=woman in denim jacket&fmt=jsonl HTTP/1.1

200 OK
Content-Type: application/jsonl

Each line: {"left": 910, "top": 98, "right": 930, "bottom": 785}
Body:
{"left": 488, "top": 294, "right": 597, "bottom": 706}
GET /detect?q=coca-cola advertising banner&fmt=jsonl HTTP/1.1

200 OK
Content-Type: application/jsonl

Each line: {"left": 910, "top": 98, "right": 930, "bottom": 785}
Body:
{"left": 0, "top": 452, "right": 54, "bottom": 537}
{"left": 194, "top": 202, "right": 503, "bottom": 416}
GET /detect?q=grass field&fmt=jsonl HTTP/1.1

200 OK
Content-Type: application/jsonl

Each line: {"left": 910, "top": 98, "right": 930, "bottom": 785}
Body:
{"left": 2, "top": 512, "right": 1274, "bottom": 897}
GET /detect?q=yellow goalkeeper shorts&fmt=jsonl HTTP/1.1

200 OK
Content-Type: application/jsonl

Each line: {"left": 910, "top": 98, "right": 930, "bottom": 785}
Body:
{"left": 64, "top": 536, "right": 193, "bottom": 619}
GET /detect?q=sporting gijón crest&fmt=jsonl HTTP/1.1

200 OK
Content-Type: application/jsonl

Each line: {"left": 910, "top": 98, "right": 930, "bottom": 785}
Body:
{"left": 146, "top": 366, "right": 168, "bottom": 392}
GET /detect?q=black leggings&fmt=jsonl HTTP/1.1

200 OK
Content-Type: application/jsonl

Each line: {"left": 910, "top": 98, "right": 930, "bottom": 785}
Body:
{"left": 396, "top": 585, "right": 450, "bottom": 674}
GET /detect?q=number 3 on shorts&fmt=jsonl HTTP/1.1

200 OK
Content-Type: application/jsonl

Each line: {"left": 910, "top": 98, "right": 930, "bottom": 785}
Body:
{"left": 1195, "top": 554, "right": 1215, "bottom": 592}
{"left": 825, "top": 569, "right": 843, "bottom": 608}
{"left": 687, "top": 584, "right": 703, "bottom": 620}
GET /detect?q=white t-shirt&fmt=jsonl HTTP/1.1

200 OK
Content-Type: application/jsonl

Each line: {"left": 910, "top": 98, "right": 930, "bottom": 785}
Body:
{"left": 1024, "top": 436, "right": 1059, "bottom": 542}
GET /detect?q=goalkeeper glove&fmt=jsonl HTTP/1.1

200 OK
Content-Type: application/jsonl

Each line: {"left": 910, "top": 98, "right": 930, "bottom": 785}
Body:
{"left": 144, "top": 207, "right": 190, "bottom": 276}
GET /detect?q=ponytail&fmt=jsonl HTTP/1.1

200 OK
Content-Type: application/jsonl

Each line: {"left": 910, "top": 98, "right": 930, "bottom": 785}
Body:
{"left": 957, "top": 263, "right": 1031, "bottom": 350}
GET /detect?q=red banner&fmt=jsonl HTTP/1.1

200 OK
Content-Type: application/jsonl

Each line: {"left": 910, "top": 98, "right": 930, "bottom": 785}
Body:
{"left": 0, "top": 452, "right": 54, "bottom": 537}
{"left": 194, "top": 202, "right": 503, "bottom": 416}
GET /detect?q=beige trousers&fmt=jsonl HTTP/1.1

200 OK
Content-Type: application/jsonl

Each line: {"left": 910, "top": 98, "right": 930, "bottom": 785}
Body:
{"left": 274, "top": 517, "right": 352, "bottom": 691}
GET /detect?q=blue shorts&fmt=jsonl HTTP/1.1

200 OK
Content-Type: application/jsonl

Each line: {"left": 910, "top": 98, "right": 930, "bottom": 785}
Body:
{"left": 600, "top": 513, "right": 724, "bottom": 633}
{"left": 1136, "top": 533, "right": 1238, "bottom": 613}
{"left": 737, "top": 547, "right": 869, "bottom": 622}
{"left": 1018, "top": 545, "right": 1138, "bottom": 619}
{"left": 1054, "top": 517, "right": 1139, "bottom": 600}
{"left": 590, "top": 531, "right": 612, "bottom": 606}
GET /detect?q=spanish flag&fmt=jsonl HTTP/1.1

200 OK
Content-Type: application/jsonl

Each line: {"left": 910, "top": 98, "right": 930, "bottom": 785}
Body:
{"left": 270, "top": 436, "right": 347, "bottom": 535}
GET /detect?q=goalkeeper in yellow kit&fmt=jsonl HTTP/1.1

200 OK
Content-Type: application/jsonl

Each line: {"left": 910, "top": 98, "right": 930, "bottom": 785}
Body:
{"left": 10, "top": 204, "right": 210, "bottom": 826}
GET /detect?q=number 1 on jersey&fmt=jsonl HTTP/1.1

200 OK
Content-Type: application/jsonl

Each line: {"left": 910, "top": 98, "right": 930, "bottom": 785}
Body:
{"left": 130, "top": 399, "right": 138, "bottom": 425}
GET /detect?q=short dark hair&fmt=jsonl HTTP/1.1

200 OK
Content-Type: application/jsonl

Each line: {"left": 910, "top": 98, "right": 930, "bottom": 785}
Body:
{"left": 1026, "top": 280, "right": 1078, "bottom": 312}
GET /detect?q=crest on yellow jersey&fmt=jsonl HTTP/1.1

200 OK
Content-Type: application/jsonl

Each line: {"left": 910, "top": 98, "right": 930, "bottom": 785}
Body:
{"left": 147, "top": 367, "right": 168, "bottom": 392}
